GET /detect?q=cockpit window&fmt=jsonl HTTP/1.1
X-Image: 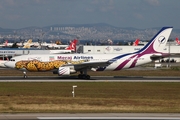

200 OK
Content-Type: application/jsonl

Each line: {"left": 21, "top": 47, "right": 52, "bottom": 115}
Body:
{"left": 10, "top": 59, "right": 15, "bottom": 61}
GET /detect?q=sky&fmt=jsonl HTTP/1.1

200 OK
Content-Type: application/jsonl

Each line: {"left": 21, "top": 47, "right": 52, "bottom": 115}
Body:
{"left": 0, "top": 0, "right": 179, "bottom": 29}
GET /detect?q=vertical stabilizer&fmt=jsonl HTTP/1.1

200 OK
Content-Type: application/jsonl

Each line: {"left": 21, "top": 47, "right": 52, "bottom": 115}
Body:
{"left": 137, "top": 27, "right": 173, "bottom": 54}
{"left": 175, "top": 37, "right": 180, "bottom": 45}
{"left": 132, "top": 39, "right": 140, "bottom": 46}
{"left": 23, "top": 39, "right": 32, "bottom": 48}
{"left": 66, "top": 39, "right": 78, "bottom": 52}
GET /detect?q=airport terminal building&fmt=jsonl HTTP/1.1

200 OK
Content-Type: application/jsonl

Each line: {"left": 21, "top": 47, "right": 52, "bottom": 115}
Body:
{"left": 78, "top": 45, "right": 180, "bottom": 62}
{"left": 0, "top": 44, "right": 180, "bottom": 63}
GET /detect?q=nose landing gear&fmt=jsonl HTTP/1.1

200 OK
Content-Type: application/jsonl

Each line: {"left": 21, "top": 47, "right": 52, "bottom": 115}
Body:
{"left": 23, "top": 71, "right": 27, "bottom": 78}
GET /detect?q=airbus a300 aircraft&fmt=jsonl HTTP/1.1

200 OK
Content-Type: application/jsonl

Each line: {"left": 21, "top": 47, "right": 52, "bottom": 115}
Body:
{"left": 4, "top": 27, "right": 173, "bottom": 79}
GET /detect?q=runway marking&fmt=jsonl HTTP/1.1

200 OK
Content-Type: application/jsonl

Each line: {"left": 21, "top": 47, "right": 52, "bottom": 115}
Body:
{"left": 37, "top": 116, "right": 180, "bottom": 120}
{"left": 0, "top": 80, "right": 180, "bottom": 82}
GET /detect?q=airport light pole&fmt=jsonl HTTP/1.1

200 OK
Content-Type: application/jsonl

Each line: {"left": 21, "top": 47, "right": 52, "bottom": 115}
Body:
{"left": 168, "top": 40, "right": 170, "bottom": 67}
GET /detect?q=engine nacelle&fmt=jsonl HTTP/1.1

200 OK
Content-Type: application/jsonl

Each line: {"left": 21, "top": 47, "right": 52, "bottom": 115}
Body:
{"left": 58, "top": 67, "right": 76, "bottom": 76}
{"left": 58, "top": 67, "right": 70, "bottom": 76}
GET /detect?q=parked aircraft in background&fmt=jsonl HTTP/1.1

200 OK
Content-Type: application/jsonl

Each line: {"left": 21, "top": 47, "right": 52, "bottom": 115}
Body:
{"left": 132, "top": 39, "right": 140, "bottom": 46}
{"left": 41, "top": 40, "right": 69, "bottom": 49}
{"left": 4, "top": 27, "right": 173, "bottom": 79}
{"left": 0, "top": 39, "right": 75, "bottom": 49}
{"left": 0, "top": 40, "right": 14, "bottom": 47}
{"left": 49, "top": 39, "right": 78, "bottom": 54}
{"left": 0, "top": 40, "right": 78, "bottom": 67}
{"left": 1, "top": 39, "right": 33, "bottom": 48}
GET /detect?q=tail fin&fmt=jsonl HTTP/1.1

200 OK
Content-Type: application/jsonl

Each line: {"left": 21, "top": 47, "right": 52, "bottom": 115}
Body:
{"left": 23, "top": 39, "right": 32, "bottom": 48}
{"left": 65, "top": 39, "right": 78, "bottom": 51}
{"left": 4, "top": 40, "right": 8, "bottom": 46}
{"left": 175, "top": 37, "right": 180, "bottom": 45}
{"left": 137, "top": 27, "right": 173, "bottom": 54}
{"left": 132, "top": 39, "right": 139, "bottom": 46}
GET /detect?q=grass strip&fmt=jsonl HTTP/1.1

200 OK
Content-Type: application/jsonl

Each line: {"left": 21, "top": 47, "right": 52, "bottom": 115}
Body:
{"left": 0, "top": 82, "right": 179, "bottom": 113}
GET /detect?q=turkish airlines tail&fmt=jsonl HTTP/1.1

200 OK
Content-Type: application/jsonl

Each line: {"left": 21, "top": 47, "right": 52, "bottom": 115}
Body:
{"left": 4, "top": 40, "right": 8, "bottom": 46}
{"left": 175, "top": 38, "right": 180, "bottom": 45}
{"left": 65, "top": 39, "right": 78, "bottom": 52}
{"left": 132, "top": 39, "right": 140, "bottom": 46}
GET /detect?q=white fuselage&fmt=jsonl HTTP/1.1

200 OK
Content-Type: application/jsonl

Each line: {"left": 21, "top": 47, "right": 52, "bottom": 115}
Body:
{"left": 5, "top": 53, "right": 152, "bottom": 71}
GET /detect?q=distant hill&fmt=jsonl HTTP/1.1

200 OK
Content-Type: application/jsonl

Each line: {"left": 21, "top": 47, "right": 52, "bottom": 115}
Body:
{"left": 0, "top": 27, "right": 14, "bottom": 33}
{"left": 0, "top": 23, "right": 179, "bottom": 40}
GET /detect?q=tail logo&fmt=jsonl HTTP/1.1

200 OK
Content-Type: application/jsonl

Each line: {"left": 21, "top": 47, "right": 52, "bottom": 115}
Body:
{"left": 105, "top": 46, "right": 111, "bottom": 51}
{"left": 158, "top": 36, "right": 166, "bottom": 44}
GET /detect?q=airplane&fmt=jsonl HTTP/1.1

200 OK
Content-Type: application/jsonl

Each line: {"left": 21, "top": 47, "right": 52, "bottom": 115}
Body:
{"left": 4, "top": 27, "right": 173, "bottom": 79}
{"left": 41, "top": 41, "right": 69, "bottom": 49}
{"left": 49, "top": 39, "right": 78, "bottom": 54}
{"left": 0, "top": 40, "right": 14, "bottom": 47}
{"left": 132, "top": 39, "right": 140, "bottom": 46}
{"left": 3, "top": 39, "right": 33, "bottom": 48}
{"left": 175, "top": 37, "right": 180, "bottom": 45}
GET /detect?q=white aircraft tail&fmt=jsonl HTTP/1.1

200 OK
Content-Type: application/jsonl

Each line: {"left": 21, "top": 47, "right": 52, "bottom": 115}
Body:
{"left": 23, "top": 39, "right": 32, "bottom": 48}
{"left": 106, "top": 27, "right": 173, "bottom": 71}
{"left": 136, "top": 27, "right": 172, "bottom": 54}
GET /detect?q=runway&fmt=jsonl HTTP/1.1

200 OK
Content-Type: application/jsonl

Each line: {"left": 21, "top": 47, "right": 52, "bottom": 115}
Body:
{"left": 0, "top": 113, "right": 180, "bottom": 120}
{"left": 0, "top": 76, "right": 180, "bottom": 120}
{"left": 0, "top": 75, "right": 180, "bottom": 82}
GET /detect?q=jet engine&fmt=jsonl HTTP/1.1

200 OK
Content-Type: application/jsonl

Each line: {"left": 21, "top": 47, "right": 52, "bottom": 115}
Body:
{"left": 57, "top": 67, "right": 76, "bottom": 76}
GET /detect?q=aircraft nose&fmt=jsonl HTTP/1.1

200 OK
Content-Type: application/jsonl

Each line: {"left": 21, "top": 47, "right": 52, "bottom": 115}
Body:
{"left": 0, "top": 61, "right": 7, "bottom": 68}
{"left": 4, "top": 61, "right": 15, "bottom": 68}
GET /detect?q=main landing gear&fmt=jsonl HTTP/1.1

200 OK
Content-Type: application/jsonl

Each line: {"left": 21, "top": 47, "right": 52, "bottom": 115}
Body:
{"left": 78, "top": 70, "right": 91, "bottom": 79}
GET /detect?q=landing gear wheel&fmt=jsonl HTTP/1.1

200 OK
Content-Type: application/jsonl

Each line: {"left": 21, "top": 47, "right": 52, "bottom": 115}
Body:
{"left": 78, "top": 74, "right": 90, "bottom": 79}
{"left": 85, "top": 75, "right": 90, "bottom": 80}
{"left": 78, "top": 74, "right": 83, "bottom": 79}
{"left": 78, "top": 70, "right": 90, "bottom": 79}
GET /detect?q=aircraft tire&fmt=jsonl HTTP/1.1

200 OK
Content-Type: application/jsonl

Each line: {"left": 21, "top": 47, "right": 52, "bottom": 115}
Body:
{"left": 78, "top": 74, "right": 90, "bottom": 79}
{"left": 85, "top": 75, "right": 90, "bottom": 79}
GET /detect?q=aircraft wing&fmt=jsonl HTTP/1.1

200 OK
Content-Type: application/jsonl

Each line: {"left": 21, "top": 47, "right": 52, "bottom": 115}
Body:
{"left": 150, "top": 53, "right": 170, "bottom": 60}
{"left": 62, "top": 60, "right": 111, "bottom": 71}
{"left": 168, "top": 53, "right": 180, "bottom": 57}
